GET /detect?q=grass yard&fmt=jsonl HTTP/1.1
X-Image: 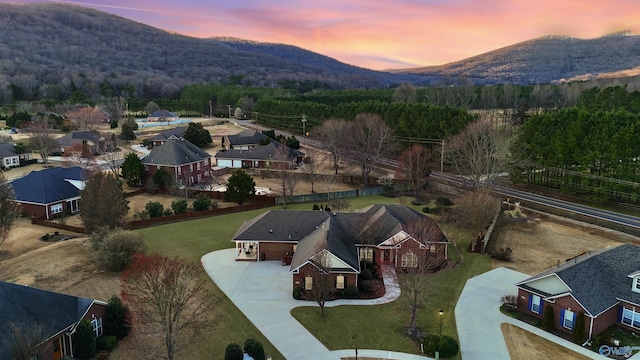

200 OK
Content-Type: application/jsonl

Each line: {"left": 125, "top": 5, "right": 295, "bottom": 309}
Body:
{"left": 130, "top": 193, "right": 475, "bottom": 359}
{"left": 291, "top": 240, "right": 490, "bottom": 358}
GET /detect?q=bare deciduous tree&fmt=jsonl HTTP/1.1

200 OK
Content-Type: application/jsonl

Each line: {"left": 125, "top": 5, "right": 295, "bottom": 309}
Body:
{"left": 397, "top": 220, "right": 446, "bottom": 337}
{"left": 102, "top": 150, "right": 125, "bottom": 177}
{"left": 4, "top": 322, "right": 50, "bottom": 360}
{"left": 317, "top": 118, "right": 347, "bottom": 174}
{"left": 121, "top": 254, "right": 216, "bottom": 360}
{"left": 65, "top": 107, "right": 103, "bottom": 131}
{"left": 392, "top": 83, "right": 417, "bottom": 103}
{"left": 26, "top": 115, "right": 57, "bottom": 166}
{"left": 446, "top": 120, "right": 511, "bottom": 189}
{"left": 276, "top": 142, "right": 298, "bottom": 208}
{"left": 81, "top": 171, "right": 129, "bottom": 233}
{"left": 448, "top": 189, "right": 500, "bottom": 252}
{"left": 345, "top": 113, "right": 393, "bottom": 185}
{"left": 397, "top": 144, "right": 433, "bottom": 199}
{"left": 0, "top": 172, "right": 19, "bottom": 254}
{"left": 302, "top": 152, "right": 325, "bottom": 193}
{"left": 307, "top": 242, "right": 334, "bottom": 317}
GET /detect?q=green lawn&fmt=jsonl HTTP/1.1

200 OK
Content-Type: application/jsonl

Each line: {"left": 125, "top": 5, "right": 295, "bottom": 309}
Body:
{"left": 133, "top": 194, "right": 490, "bottom": 359}
{"left": 291, "top": 243, "right": 490, "bottom": 358}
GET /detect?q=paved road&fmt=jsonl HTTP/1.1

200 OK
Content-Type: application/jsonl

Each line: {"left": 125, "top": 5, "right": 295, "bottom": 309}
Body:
{"left": 431, "top": 171, "right": 640, "bottom": 230}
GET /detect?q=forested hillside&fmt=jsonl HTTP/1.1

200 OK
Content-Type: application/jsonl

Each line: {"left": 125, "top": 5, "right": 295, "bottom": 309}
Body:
{"left": 0, "top": 3, "right": 427, "bottom": 104}
{"left": 397, "top": 34, "right": 640, "bottom": 84}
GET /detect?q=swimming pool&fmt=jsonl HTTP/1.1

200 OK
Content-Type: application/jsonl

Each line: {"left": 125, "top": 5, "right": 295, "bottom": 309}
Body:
{"left": 135, "top": 118, "right": 193, "bottom": 128}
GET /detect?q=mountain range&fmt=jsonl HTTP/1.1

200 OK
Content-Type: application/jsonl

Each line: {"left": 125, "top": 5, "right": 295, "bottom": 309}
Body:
{"left": 0, "top": 2, "right": 639, "bottom": 101}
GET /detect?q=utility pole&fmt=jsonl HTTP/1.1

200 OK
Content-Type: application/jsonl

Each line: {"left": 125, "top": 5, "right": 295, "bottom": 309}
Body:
{"left": 228, "top": 105, "right": 232, "bottom": 118}
{"left": 441, "top": 140, "right": 445, "bottom": 173}
{"left": 209, "top": 101, "right": 212, "bottom": 117}
{"left": 301, "top": 115, "right": 307, "bottom": 145}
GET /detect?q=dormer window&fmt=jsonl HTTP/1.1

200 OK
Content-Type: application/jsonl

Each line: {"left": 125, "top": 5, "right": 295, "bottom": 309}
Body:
{"left": 628, "top": 272, "right": 640, "bottom": 293}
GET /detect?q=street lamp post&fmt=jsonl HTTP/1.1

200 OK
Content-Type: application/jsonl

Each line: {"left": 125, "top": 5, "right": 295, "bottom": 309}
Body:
{"left": 301, "top": 115, "right": 307, "bottom": 145}
{"left": 439, "top": 309, "right": 444, "bottom": 337}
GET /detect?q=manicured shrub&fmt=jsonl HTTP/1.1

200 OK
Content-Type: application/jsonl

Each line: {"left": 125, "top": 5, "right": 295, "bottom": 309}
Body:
{"left": 436, "top": 197, "right": 453, "bottom": 206}
{"left": 244, "top": 338, "right": 265, "bottom": 360}
{"left": 72, "top": 320, "right": 96, "bottom": 359}
{"left": 494, "top": 247, "right": 513, "bottom": 261}
{"left": 104, "top": 295, "right": 131, "bottom": 339}
{"left": 96, "top": 335, "right": 117, "bottom": 351}
{"left": 422, "top": 334, "right": 440, "bottom": 356}
{"left": 437, "top": 335, "right": 459, "bottom": 358}
{"left": 542, "top": 306, "right": 555, "bottom": 331}
{"left": 573, "top": 312, "right": 586, "bottom": 344}
{"left": 145, "top": 201, "right": 164, "bottom": 218}
{"left": 500, "top": 294, "right": 517, "bottom": 307}
{"left": 422, "top": 206, "right": 431, "bottom": 213}
{"left": 171, "top": 199, "right": 188, "bottom": 214}
{"left": 359, "top": 280, "right": 373, "bottom": 293}
{"left": 224, "top": 343, "right": 243, "bottom": 360}
{"left": 97, "top": 229, "right": 147, "bottom": 271}
{"left": 193, "top": 193, "right": 213, "bottom": 211}
{"left": 344, "top": 286, "right": 360, "bottom": 298}
{"left": 312, "top": 203, "right": 320, "bottom": 210}
{"left": 163, "top": 208, "right": 173, "bottom": 217}
{"left": 324, "top": 205, "right": 332, "bottom": 212}
{"left": 293, "top": 286, "right": 304, "bottom": 300}
{"left": 360, "top": 268, "right": 373, "bottom": 280}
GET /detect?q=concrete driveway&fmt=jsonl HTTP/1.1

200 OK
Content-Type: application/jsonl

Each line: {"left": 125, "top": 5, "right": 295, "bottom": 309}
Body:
{"left": 456, "top": 267, "right": 616, "bottom": 360}
{"left": 202, "top": 249, "right": 431, "bottom": 360}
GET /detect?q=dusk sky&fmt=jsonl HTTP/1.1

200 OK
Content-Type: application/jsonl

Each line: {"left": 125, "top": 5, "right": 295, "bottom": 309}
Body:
{"left": 5, "top": 0, "right": 640, "bottom": 70}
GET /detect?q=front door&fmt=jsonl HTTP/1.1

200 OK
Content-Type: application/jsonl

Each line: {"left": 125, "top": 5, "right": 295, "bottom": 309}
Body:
{"left": 383, "top": 249, "right": 391, "bottom": 264}
{"left": 53, "top": 337, "right": 62, "bottom": 360}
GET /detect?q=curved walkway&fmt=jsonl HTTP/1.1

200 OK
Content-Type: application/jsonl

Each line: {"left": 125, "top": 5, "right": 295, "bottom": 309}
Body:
{"left": 202, "top": 249, "right": 431, "bottom": 360}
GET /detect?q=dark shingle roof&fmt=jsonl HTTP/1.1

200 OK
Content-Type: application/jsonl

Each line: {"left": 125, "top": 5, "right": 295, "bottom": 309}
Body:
{"left": 356, "top": 204, "right": 448, "bottom": 245}
{"left": 215, "top": 142, "right": 302, "bottom": 162}
{"left": 226, "top": 129, "right": 269, "bottom": 146}
{"left": 57, "top": 131, "right": 102, "bottom": 147}
{"left": 0, "top": 143, "right": 17, "bottom": 158}
{"left": 149, "top": 110, "right": 178, "bottom": 118}
{"left": 233, "top": 210, "right": 331, "bottom": 241}
{"left": 518, "top": 244, "right": 640, "bottom": 315}
{"left": 0, "top": 281, "right": 96, "bottom": 359}
{"left": 142, "top": 138, "right": 211, "bottom": 166}
{"left": 11, "top": 166, "right": 84, "bottom": 204}
{"left": 149, "top": 126, "right": 187, "bottom": 142}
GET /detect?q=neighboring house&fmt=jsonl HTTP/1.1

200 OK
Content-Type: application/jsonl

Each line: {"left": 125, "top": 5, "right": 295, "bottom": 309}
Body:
{"left": 147, "top": 126, "right": 187, "bottom": 148}
{"left": 142, "top": 138, "right": 212, "bottom": 187}
{"left": 147, "top": 109, "right": 179, "bottom": 122}
{"left": 11, "top": 166, "right": 84, "bottom": 220}
{"left": 57, "top": 131, "right": 113, "bottom": 155}
{"left": 223, "top": 129, "right": 269, "bottom": 150}
{"left": 215, "top": 142, "right": 304, "bottom": 169}
{"left": 516, "top": 244, "right": 640, "bottom": 341}
{"left": 232, "top": 204, "right": 449, "bottom": 291}
{"left": 0, "top": 143, "right": 32, "bottom": 169}
{"left": 0, "top": 281, "right": 107, "bottom": 360}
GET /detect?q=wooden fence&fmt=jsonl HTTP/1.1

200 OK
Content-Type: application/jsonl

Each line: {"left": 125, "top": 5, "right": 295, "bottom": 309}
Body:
{"left": 274, "top": 186, "right": 389, "bottom": 205}
{"left": 31, "top": 218, "right": 88, "bottom": 234}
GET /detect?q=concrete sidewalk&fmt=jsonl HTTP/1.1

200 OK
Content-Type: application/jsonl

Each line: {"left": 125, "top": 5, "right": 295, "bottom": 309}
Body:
{"left": 456, "top": 267, "right": 616, "bottom": 360}
{"left": 202, "top": 249, "right": 432, "bottom": 360}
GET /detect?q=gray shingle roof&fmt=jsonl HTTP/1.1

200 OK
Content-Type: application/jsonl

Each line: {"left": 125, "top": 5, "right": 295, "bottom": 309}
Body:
{"left": 215, "top": 142, "right": 303, "bottom": 162}
{"left": 226, "top": 129, "right": 269, "bottom": 146}
{"left": 0, "top": 143, "right": 17, "bottom": 158}
{"left": 234, "top": 205, "right": 448, "bottom": 273}
{"left": 0, "top": 281, "right": 96, "bottom": 359}
{"left": 149, "top": 110, "right": 178, "bottom": 118}
{"left": 149, "top": 126, "right": 187, "bottom": 142}
{"left": 142, "top": 138, "right": 211, "bottom": 166}
{"left": 57, "top": 131, "right": 103, "bottom": 147}
{"left": 11, "top": 166, "right": 84, "bottom": 204}
{"left": 517, "top": 244, "right": 640, "bottom": 315}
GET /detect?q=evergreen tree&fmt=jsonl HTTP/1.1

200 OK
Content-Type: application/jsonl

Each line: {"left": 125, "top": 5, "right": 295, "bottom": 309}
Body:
{"left": 72, "top": 320, "right": 96, "bottom": 359}
{"left": 573, "top": 312, "right": 586, "bottom": 344}
{"left": 182, "top": 122, "right": 212, "bottom": 148}
{"left": 105, "top": 295, "right": 132, "bottom": 340}
{"left": 224, "top": 343, "right": 243, "bottom": 360}
{"left": 225, "top": 170, "right": 256, "bottom": 205}
{"left": 542, "top": 306, "right": 555, "bottom": 331}
{"left": 81, "top": 172, "right": 129, "bottom": 233}
{"left": 121, "top": 152, "right": 144, "bottom": 186}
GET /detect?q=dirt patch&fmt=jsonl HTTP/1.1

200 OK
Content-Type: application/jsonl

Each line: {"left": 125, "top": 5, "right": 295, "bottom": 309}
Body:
{"left": 501, "top": 323, "right": 592, "bottom": 360}
{"left": 488, "top": 213, "right": 624, "bottom": 275}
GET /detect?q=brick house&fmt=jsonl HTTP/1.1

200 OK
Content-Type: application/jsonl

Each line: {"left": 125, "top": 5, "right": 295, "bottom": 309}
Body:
{"left": 0, "top": 281, "right": 108, "bottom": 360}
{"left": 223, "top": 129, "right": 269, "bottom": 150}
{"left": 515, "top": 244, "right": 640, "bottom": 342}
{"left": 142, "top": 137, "right": 212, "bottom": 187}
{"left": 56, "top": 131, "right": 114, "bottom": 155}
{"left": 215, "top": 142, "right": 304, "bottom": 169}
{"left": 232, "top": 204, "right": 449, "bottom": 291}
{"left": 146, "top": 126, "right": 187, "bottom": 148}
{"left": 11, "top": 166, "right": 84, "bottom": 220}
